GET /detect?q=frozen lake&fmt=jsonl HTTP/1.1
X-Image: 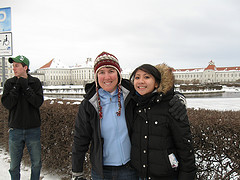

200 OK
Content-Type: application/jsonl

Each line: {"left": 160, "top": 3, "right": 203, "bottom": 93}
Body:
{"left": 187, "top": 97, "right": 240, "bottom": 111}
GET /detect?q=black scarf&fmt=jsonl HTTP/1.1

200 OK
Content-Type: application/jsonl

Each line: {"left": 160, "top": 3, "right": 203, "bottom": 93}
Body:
{"left": 133, "top": 91, "right": 158, "bottom": 107}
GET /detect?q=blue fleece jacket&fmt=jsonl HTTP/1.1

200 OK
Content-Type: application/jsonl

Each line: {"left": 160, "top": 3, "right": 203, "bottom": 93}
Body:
{"left": 98, "top": 87, "right": 131, "bottom": 166}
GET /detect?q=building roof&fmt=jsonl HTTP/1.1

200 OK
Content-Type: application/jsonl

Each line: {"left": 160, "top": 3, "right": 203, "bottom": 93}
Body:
{"left": 40, "top": 59, "right": 54, "bottom": 69}
{"left": 39, "top": 58, "right": 94, "bottom": 69}
{"left": 173, "top": 60, "right": 240, "bottom": 73}
{"left": 40, "top": 59, "right": 69, "bottom": 69}
{"left": 216, "top": 67, "right": 240, "bottom": 71}
{"left": 204, "top": 60, "right": 217, "bottom": 71}
{"left": 70, "top": 58, "right": 94, "bottom": 69}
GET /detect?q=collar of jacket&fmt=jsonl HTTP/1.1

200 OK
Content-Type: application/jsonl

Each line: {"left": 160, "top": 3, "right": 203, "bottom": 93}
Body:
{"left": 134, "top": 89, "right": 175, "bottom": 108}
{"left": 85, "top": 79, "right": 134, "bottom": 112}
{"left": 10, "top": 74, "right": 35, "bottom": 84}
{"left": 134, "top": 91, "right": 162, "bottom": 107}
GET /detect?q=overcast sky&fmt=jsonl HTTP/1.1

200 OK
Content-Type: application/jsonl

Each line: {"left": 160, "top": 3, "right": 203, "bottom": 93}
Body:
{"left": 0, "top": 0, "right": 240, "bottom": 71}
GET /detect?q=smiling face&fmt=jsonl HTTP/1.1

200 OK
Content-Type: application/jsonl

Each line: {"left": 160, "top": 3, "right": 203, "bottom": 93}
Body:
{"left": 12, "top": 62, "right": 28, "bottom": 78}
{"left": 97, "top": 67, "right": 119, "bottom": 93}
{"left": 133, "top": 69, "right": 158, "bottom": 96}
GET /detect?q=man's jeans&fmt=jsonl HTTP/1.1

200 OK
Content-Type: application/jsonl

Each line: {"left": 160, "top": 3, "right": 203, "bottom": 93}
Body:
{"left": 91, "top": 165, "right": 138, "bottom": 180}
{"left": 9, "top": 127, "right": 42, "bottom": 180}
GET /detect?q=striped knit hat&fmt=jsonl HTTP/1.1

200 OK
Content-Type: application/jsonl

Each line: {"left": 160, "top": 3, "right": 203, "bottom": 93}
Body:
{"left": 94, "top": 51, "right": 122, "bottom": 75}
{"left": 94, "top": 51, "right": 122, "bottom": 120}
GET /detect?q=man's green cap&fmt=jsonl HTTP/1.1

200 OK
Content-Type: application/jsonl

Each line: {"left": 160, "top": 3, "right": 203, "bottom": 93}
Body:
{"left": 9, "top": 55, "right": 30, "bottom": 68}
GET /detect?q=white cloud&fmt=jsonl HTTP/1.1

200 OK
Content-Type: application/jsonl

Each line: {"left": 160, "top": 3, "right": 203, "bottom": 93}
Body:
{"left": 0, "top": 0, "right": 239, "bottom": 71}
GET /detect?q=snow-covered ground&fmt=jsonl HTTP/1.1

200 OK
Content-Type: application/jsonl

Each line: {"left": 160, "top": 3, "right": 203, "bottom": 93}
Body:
{"left": 1, "top": 93, "right": 240, "bottom": 179}
{"left": 0, "top": 148, "right": 63, "bottom": 180}
{"left": 187, "top": 97, "right": 240, "bottom": 111}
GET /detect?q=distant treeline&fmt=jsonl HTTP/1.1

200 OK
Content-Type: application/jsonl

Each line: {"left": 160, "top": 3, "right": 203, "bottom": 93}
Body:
{"left": 179, "top": 84, "right": 223, "bottom": 91}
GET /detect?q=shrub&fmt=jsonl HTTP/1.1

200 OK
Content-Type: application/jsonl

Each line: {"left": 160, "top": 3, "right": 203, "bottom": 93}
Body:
{"left": 0, "top": 98, "right": 239, "bottom": 179}
{"left": 188, "top": 109, "right": 240, "bottom": 179}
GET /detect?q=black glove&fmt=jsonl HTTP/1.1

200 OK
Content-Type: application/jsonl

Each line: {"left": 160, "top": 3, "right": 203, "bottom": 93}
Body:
{"left": 10, "top": 78, "right": 21, "bottom": 96}
{"left": 14, "top": 77, "right": 21, "bottom": 91}
{"left": 72, "top": 172, "right": 86, "bottom": 180}
{"left": 169, "top": 94, "right": 187, "bottom": 121}
{"left": 18, "top": 77, "right": 29, "bottom": 91}
{"left": 72, "top": 177, "right": 86, "bottom": 180}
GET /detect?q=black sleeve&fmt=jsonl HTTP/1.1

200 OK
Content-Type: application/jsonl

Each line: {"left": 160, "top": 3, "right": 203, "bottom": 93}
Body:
{"left": 169, "top": 115, "right": 197, "bottom": 180}
{"left": 72, "top": 100, "right": 92, "bottom": 173}
{"left": 1, "top": 78, "right": 20, "bottom": 110}
{"left": 23, "top": 78, "right": 44, "bottom": 108}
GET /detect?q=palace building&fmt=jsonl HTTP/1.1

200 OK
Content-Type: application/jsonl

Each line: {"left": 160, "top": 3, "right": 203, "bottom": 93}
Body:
{"left": 173, "top": 60, "right": 240, "bottom": 84}
{"left": 1, "top": 57, "right": 239, "bottom": 86}
{"left": 36, "top": 58, "right": 131, "bottom": 86}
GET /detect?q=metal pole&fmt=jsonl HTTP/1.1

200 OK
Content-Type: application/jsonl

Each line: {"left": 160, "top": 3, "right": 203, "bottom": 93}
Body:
{"left": 2, "top": 56, "right": 6, "bottom": 86}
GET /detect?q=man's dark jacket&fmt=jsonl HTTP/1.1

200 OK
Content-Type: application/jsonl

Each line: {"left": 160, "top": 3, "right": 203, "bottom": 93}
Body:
{"left": 1, "top": 75, "right": 44, "bottom": 129}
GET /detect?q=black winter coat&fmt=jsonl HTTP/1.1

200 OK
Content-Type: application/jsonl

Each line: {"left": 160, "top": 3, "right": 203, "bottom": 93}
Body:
{"left": 1, "top": 75, "right": 44, "bottom": 129}
{"left": 72, "top": 79, "right": 135, "bottom": 177}
{"left": 130, "top": 64, "right": 197, "bottom": 180}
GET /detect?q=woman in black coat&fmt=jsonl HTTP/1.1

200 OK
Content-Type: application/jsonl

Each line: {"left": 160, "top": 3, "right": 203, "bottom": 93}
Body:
{"left": 130, "top": 64, "right": 197, "bottom": 180}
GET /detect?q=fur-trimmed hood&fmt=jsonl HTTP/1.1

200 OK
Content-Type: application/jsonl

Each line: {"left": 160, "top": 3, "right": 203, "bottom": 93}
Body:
{"left": 155, "top": 63, "right": 175, "bottom": 95}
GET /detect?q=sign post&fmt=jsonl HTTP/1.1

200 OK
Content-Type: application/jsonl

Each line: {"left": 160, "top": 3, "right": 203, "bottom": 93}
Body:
{"left": 2, "top": 57, "right": 5, "bottom": 86}
{"left": 0, "top": 7, "right": 12, "bottom": 86}
{"left": 0, "top": 32, "right": 13, "bottom": 56}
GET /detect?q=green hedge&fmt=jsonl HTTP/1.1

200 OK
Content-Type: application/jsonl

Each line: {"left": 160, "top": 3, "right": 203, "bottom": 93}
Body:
{"left": 0, "top": 98, "right": 239, "bottom": 179}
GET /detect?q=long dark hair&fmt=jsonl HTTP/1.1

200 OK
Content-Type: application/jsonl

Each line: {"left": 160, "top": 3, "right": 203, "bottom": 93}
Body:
{"left": 130, "top": 64, "right": 161, "bottom": 86}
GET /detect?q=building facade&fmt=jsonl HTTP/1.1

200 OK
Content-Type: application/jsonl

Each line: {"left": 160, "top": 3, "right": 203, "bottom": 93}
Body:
{"left": 173, "top": 61, "right": 240, "bottom": 84}
{"left": 37, "top": 67, "right": 72, "bottom": 86}
{"left": 2, "top": 57, "right": 240, "bottom": 87}
{"left": 36, "top": 58, "right": 132, "bottom": 86}
{"left": 71, "top": 67, "right": 94, "bottom": 86}
{"left": 37, "top": 59, "right": 240, "bottom": 86}
{"left": 0, "top": 57, "right": 14, "bottom": 86}
{"left": 36, "top": 58, "right": 95, "bottom": 86}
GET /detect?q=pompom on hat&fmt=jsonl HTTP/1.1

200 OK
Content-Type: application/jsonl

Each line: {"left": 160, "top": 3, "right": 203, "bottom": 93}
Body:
{"left": 94, "top": 51, "right": 122, "bottom": 119}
